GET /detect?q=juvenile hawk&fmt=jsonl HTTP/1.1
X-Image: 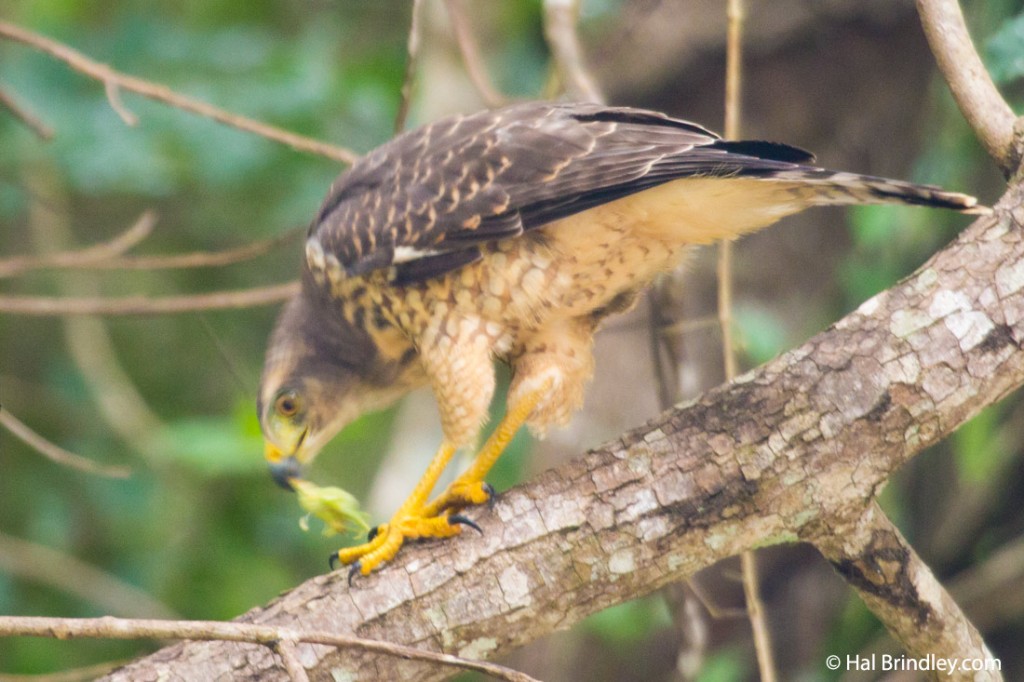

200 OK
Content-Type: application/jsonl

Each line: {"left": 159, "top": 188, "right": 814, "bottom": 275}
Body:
{"left": 259, "top": 102, "right": 982, "bottom": 577}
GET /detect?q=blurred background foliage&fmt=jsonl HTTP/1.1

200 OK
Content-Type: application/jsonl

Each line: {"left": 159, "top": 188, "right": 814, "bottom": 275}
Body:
{"left": 0, "top": 0, "right": 1022, "bottom": 680}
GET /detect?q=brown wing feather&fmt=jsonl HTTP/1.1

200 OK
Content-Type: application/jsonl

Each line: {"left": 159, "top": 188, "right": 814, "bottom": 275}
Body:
{"left": 308, "top": 102, "right": 918, "bottom": 285}
{"left": 309, "top": 102, "right": 750, "bottom": 282}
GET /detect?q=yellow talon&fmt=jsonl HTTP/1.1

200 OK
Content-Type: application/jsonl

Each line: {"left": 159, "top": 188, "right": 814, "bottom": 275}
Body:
{"left": 331, "top": 384, "right": 549, "bottom": 579}
{"left": 422, "top": 480, "right": 493, "bottom": 518}
{"left": 333, "top": 513, "right": 464, "bottom": 576}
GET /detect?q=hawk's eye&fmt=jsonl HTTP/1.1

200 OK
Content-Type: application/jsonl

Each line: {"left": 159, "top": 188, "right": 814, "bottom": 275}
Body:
{"left": 274, "top": 391, "right": 302, "bottom": 418}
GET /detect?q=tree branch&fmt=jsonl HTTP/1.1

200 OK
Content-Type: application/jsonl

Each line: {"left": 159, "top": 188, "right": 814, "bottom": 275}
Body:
{"left": 0, "top": 616, "right": 539, "bottom": 682}
{"left": 0, "top": 408, "right": 130, "bottom": 479}
{"left": 0, "top": 281, "right": 298, "bottom": 316}
{"left": 0, "top": 533, "right": 177, "bottom": 620}
{"left": 0, "top": 21, "right": 359, "bottom": 165}
{"left": 394, "top": 0, "right": 425, "bottom": 134}
{"left": 0, "top": 225, "right": 301, "bottom": 277}
{"left": 916, "top": 0, "right": 1022, "bottom": 178}
{"left": 542, "top": 0, "right": 604, "bottom": 104}
{"left": 88, "top": 185, "right": 1023, "bottom": 680}
{"left": 0, "top": 85, "right": 54, "bottom": 140}
{"left": 0, "top": 211, "right": 156, "bottom": 278}
{"left": 443, "top": 0, "right": 507, "bottom": 108}
{"left": 816, "top": 502, "right": 999, "bottom": 681}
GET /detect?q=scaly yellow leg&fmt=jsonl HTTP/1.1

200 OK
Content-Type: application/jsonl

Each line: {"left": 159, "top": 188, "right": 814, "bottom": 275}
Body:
{"left": 333, "top": 381, "right": 551, "bottom": 578}
{"left": 422, "top": 381, "right": 550, "bottom": 518}
{"left": 334, "top": 441, "right": 459, "bottom": 576}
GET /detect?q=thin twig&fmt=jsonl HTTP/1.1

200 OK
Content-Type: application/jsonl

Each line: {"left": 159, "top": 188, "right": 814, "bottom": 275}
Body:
{"left": 443, "top": 0, "right": 506, "bottom": 107}
{"left": 0, "top": 225, "right": 302, "bottom": 278}
{"left": 0, "top": 616, "right": 541, "bottom": 682}
{"left": 916, "top": 0, "right": 1021, "bottom": 178}
{"left": 719, "top": 1, "right": 778, "bottom": 680}
{"left": 0, "top": 211, "right": 156, "bottom": 278}
{"left": 0, "top": 532, "right": 178, "bottom": 620}
{"left": 658, "top": 314, "right": 722, "bottom": 338}
{"left": 0, "top": 281, "right": 299, "bottom": 316}
{"left": 0, "top": 21, "right": 359, "bottom": 165}
{"left": 542, "top": 0, "right": 604, "bottom": 104}
{"left": 104, "top": 80, "right": 138, "bottom": 126}
{"left": 0, "top": 407, "right": 130, "bottom": 478}
{"left": 0, "top": 86, "right": 54, "bottom": 140}
{"left": 395, "top": 0, "right": 425, "bottom": 134}
{"left": 273, "top": 639, "right": 311, "bottom": 682}
{"left": 74, "top": 229, "right": 301, "bottom": 270}
{"left": 24, "top": 175, "right": 168, "bottom": 461}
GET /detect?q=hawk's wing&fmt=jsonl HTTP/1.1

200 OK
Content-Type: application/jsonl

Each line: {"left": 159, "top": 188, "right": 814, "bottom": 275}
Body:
{"left": 309, "top": 102, "right": 814, "bottom": 284}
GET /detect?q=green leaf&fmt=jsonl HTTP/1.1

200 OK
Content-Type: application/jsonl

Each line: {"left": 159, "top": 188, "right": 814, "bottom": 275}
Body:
{"left": 292, "top": 478, "right": 370, "bottom": 538}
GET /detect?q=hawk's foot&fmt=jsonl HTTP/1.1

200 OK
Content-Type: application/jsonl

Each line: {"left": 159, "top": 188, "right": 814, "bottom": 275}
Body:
{"left": 332, "top": 510, "right": 472, "bottom": 579}
{"left": 422, "top": 480, "right": 495, "bottom": 517}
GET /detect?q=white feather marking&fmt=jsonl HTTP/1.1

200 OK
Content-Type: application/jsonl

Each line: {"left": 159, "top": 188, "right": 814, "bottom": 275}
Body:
{"left": 393, "top": 245, "right": 441, "bottom": 263}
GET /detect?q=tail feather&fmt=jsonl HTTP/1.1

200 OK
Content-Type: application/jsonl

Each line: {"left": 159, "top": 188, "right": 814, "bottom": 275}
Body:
{"left": 760, "top": 168, "right": 989, "bottom": 215}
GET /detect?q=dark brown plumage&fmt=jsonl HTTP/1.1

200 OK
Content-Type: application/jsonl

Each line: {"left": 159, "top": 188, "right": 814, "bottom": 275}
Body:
{"left": 259, "top": 101, "right": 983, "bottom": 576}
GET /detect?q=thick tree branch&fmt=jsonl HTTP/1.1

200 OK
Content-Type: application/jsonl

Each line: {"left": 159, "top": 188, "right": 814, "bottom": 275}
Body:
{"left": 916, "top": 0, "right": 1022, "bottom": 178}
{"left": 0, "top": 21, "right": 359, "bottom": 164}
{"left": 93, "top": 186, "right": 1024, "bottom": 680}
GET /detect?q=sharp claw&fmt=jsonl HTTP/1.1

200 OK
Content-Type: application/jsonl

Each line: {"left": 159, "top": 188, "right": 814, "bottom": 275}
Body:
{"left": 482, "top": 482, "right": 497, "bottom": 508}
{"left": 367, "top": 526, "right": 379, "bottom": 542}
{"left": 449, "top": 513, "right": 483, "bottom": 534}
{"left": 329, "top": 552, "right": 340, "bottom": 571}
{"left": 347, "top": 562, "right": 362, "bottom": 587}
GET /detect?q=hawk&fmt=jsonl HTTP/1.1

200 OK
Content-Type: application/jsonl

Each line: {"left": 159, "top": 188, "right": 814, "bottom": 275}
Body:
{"left": 259, "top": 101, "right": 982, "bottom": 577}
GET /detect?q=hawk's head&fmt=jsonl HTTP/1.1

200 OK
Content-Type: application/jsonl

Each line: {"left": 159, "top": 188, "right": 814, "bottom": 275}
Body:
{"left": 258, "top": 290, "right": 368, "bottom": 490}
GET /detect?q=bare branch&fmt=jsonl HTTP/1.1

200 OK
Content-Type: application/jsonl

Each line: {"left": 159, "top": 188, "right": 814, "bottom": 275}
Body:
{"left": 0, "top": 281, "right": 298, "bottom": 316}
{"left": 70, "top": 229, "right": 301, "bottom": 270}
{"left": 89, "top": 191, "right": 1023, "bottom": 680}
{"left": 0, "top": 532, "right": 178, "bottom": 620}
{"left": 443, "top": 0, "right": 507, "bottom": 108}
{"left": 104, "top": 80, "right": 138, "bottom": 126}
{"left": 0, "top": 85, "right": 54, "bottom": 140}
{"left": 0, "top": 21, "right": 359, "bottom": 165}
{"left": 719, "top": 2, "right": 777, "bottom": 679}
{"left": 0, "top": 224, "right": 303, "bottom": 278}
{"left": 395, "top": 0, "right": 425, "bottom": 134}
{"left": 0, "top": 211, "right": 156, "bottom": 278}
{"left": 273, "top": 639, "right": 311, "bottom": 682}
{"left": 0, "top": 616, "right": 540, "bottom": 682}
{"left": 916, "top": 0, "right": 1022, "bottom": 177}
{"left": 816, "top": 502, "right": 1001, "bottom": 681}
{"left": 542, "top": 0, "right": 604, "bottom": 104}
{"left": 0, "top": 408, "right": 130, "bottom": 478}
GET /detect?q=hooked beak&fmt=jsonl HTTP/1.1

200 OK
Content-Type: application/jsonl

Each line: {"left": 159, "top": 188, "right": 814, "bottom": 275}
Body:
{"left": 265, "top": 441, "right": 303, "bottom": 491}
